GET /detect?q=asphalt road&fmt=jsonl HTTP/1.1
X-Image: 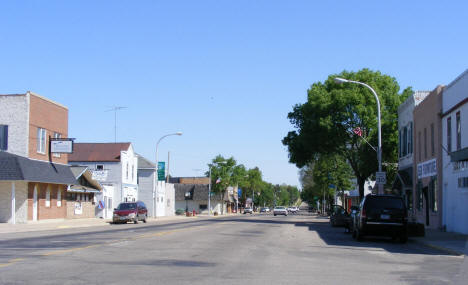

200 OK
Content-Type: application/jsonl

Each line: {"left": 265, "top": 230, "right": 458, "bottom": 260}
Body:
{"left": 0, "top": 214, "right": 465, "bottom": 285}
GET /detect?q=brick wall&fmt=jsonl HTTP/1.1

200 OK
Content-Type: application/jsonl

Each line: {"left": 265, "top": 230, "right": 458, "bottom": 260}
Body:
{"left": 66, "top": 200, "right": 96, "bottom": 219}
{"left": 28, "top": 93, "right": 68, "bottom": 164}
{"left": 27, "top": 183, "right": 67, "bottom": 221}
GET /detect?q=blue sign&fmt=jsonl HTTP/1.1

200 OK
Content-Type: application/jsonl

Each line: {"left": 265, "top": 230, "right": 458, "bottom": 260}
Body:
{"left": 328, "top": 184, "right": 336, "bottom": 189}
{"left": 238, "top": 188, "right": 242, "bottom": 197}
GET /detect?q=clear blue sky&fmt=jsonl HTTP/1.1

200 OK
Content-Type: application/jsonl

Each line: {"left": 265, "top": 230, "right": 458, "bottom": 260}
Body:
{"left": 1, "top": 1, "right": 467, "bottom": 187}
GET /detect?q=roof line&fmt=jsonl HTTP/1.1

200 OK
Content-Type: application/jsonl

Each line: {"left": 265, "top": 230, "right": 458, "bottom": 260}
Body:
{"left": 28, "top": 91, "right": 68, "bottom": 110}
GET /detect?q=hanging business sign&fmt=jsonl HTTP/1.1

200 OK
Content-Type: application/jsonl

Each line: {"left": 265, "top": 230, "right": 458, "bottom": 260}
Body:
{"left": 92, "top": 170, "right": 108, "bottom": 181}
{"left": 50, "top": 139, "right": 74, "bottom": 153}
{"left": 417, "top": 158, "right": 437, "bottom": 179}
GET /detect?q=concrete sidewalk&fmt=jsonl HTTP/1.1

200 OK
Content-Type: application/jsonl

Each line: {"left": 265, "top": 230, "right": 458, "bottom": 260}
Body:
{"left": 410, "top": 229, "right": 468, "bottom": 256}
{"left": 0, "top": 215, "right": 191, "bottom": 234}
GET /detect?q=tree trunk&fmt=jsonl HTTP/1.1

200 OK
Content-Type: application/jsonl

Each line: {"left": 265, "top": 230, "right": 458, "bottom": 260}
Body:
{"left": 357, "top": 176, "right": 365, "bottom": 201}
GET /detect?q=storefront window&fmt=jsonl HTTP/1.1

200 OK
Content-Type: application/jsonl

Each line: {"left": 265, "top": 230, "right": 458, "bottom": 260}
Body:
{"left": 417, "top": 182, "right": 423, "bottom": 211}
{"left": 430, "top": 178, "right": 437, "bottom": 212}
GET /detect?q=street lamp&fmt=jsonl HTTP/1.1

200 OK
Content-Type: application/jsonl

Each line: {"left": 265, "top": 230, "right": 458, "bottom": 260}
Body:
{"left": 334, "top": 77, "right": 383, "bottom": 194}
{"left": 154, "top": 132, "right": 183, "bottom": 217}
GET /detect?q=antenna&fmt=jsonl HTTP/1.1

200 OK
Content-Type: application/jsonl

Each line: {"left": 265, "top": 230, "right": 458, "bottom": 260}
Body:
{"left": 105, "top": 106, "right": 127, "bottom": 142}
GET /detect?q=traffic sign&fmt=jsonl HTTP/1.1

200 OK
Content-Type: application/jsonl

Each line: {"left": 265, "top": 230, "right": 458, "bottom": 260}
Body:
{"left": 376, "top": 171, "right": 386, "bottom": 185}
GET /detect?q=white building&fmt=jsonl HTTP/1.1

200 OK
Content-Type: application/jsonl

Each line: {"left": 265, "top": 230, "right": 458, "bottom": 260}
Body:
{"left": 441, "top": 70, "right": 468, "bottom": 234}
{"left": 68, "top": 143, "right": 138, "bottom": 219}
{"left": 394, "top": 91, "right": 429, "bottom": 211}
{"left": 137, "top": 154, "right": 175, "bottom": 217}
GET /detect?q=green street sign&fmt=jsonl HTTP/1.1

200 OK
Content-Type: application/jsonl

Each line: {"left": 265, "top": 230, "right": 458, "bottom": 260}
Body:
{"left": 157, "top": 162, "right": 165, "bottom": 181}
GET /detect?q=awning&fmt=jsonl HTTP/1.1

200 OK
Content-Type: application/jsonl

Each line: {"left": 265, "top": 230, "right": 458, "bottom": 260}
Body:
{"left": 450, "top": 147, "right": 468, "bottom": 162}
{"left": 67, "top": 185, "right": 101, "bottom": 193}
{"left": 392, "top": 167, "right": 413, "bottom": 190}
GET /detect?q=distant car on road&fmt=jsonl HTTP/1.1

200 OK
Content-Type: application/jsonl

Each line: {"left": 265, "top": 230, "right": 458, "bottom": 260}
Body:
{"left": 329, "top": 205, "right": 348, "bottom": 227}
{"left": 273, "top": 206, "right": 288, "bottom": 216}
{"left": 288, "top": 206, "right": 299, "bottom": 214}
{"left": 353, "top": 195, "right": 408, "bottom": 243}
{"left": 260, "top": 207, "right": 270, "bottom": 213}
{"left": 113, "top": 201, "right": 147, "bottom": 224}
{"left": 244, "top": 207, "right": 253, "bottom": 214}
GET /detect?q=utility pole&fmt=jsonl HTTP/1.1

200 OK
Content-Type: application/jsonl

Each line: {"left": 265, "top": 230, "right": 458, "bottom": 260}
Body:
{"left": 105, "top": 106, "right": 127, "bottom": 142}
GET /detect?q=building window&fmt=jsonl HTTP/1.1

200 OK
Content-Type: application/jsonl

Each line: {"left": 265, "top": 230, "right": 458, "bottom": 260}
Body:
{"left": 132, "top": 165, "right": 135, "bottom": 182}
{"left": 126, "top": 162, "right": 129, "bottom": 180}
{"left": 167, "top": 198, "right": 170, "bottom": 207}
{"left": 96, "top": 164, "right": 104, "bottom": 170}
{"left": 424, "top": 128, "right": 427, "bottom": 159}
{"left": 430, "top": 178, "right": 437, "bottom": 212}
{"left": 418, "top": 131, "right": 422, "bottom": 161}
{"left": 399, "top": 130, "right": 402, "bottom": 158}
{"left": 45, "top": 187, "right": 51, "bottom": 207}
{"left": 0, "top": 125, "right": 8, "bottom": 151}
{"left": 403, "top": 126, "right": 408, "bottom": 156}
{"left": 417, "top": 182, "right": 422, "bottom": 211}
{"left": 409, "top": 122, "right": 413, "bottom": 154}
{"left": 57, "top": 189, "right": 62, "bottom": 207}
{"left": 108, "top": 198, "right": 112, "bottom": 209}
{"left": 458, "top": 177, "right": 468, "bottom": 188}
{"left": 456, "top": 112, "right": 461, "bottom": 150}
{"left": 431, "top": 123, "right": 435, "bottom": 156}
{"left": 37, "top": 127, "right": 47, "bottom": 154}
{"left": 447, "top": 117, "right": 452, "bottom": 153}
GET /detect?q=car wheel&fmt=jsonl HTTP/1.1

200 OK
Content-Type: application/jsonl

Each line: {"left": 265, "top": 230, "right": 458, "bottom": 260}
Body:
{"left": 134, "top": 217, "right": 138, "bottom": 224}
{"left": 143, "top": 214, "right": 147, "bottom": 223}
{"left": 274, "top": 214, "right": 276, "bottom": 216}
{"left": 352, "top": 228, "right": 357, "bottom": 239}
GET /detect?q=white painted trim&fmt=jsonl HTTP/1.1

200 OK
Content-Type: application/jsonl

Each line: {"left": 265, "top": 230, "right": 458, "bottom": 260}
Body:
{"left": 11, "top": 182, "right": 16, "bottom": 224}
{"left": 33, "top": 185, "right": 38, "bottom": 221}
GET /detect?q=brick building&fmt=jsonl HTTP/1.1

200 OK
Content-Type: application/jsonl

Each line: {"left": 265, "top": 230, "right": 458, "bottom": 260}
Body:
{"left": 0, "top": 92, "right": 76, "bottom": 223}
{"left": 412, "top": 86, "right": 444, "bottom": 229}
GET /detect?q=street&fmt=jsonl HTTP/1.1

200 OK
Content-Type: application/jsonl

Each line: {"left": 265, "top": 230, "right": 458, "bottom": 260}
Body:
{"left": 0, "top": 214, "right": 465, "bottom": 285}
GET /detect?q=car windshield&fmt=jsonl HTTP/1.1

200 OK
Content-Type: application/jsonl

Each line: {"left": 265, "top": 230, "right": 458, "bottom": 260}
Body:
{"left": 117, "top": 203, "right": 137, "bottom": 210}
{"left": 366, "top": 197, "right": 404, "bottom": 210}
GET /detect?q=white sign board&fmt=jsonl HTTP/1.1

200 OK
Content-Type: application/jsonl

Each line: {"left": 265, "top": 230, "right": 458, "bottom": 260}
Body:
{"left": 50, "top": 140, "right": 73, "bottom": 153}
{"left": 74, "top": 202, "right": 82, "bottom": 215}
{"left": 376, "top": 172, "right": 386, "bottom": 185}
{"left": 417, "top": 158, "right": 437, "bottom": 179}
{"left": 92, "top": 170, "right": 108, "bottom": 182}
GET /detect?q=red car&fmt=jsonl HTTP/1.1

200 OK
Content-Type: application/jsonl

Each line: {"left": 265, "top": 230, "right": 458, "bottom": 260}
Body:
{"left": 112, "top": 201, "right": 148, "bottom": 224}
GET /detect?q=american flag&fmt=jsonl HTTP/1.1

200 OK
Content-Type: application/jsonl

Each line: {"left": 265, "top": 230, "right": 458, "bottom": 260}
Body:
{"left": 215, "top": 177, "right": 221, "bottom": 184}
{"left": 353, "top": 127, "right": 363, "bottom": 137}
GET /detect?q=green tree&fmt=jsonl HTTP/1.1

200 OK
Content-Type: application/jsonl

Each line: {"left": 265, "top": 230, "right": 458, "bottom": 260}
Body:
{"left": 283, "top": 69, "right": 411, "bottom": 199}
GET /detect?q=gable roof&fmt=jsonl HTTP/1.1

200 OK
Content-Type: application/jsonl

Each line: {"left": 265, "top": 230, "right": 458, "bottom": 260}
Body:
{"left": 68, "top": 143, "right": 131, "bottom": 162}
{"left": 0, "top": 151, "right": 77, "bottom": 184}
{"left": 136, "top": 154, "right": 155, "bottom": 169}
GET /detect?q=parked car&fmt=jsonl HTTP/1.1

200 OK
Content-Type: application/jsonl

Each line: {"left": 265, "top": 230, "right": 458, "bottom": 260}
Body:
{"left": 288, "top": 206, "right": 299, "bottom": 214}
{"left": 273, "top": 206, "right": 288, "bottom": 216}
{"left": 244, "top": 207, "right": 253, "bottom": 214}
{"left": 344, "top": 206, "right": 360, "bottom": 232}
{"left": 329, "top": 205, "right": 348, "bottom": 227}
{"left": 113, "top": 201, "right": 148, "bottom": 224}
{"left": 260, "top": 207, "right": 270, "bottom": 213}
{"left": 353, "top": 195, "right": 408, "bottom": 243}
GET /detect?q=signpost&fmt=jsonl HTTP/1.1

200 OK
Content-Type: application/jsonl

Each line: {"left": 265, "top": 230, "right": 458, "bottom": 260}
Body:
{"left": 376, "top": 171, "right": 386, "bottom": 185}
{"left": 157, "top": 162, "right": 165, "bottom": 181}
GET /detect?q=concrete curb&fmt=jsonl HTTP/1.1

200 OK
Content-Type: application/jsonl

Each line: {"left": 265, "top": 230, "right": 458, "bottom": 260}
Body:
{"left": 410, "top": 239, "right": 466, "bottom": 256}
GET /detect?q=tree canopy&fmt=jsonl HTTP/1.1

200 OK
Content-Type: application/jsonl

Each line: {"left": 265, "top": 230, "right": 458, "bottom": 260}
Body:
{"left": 283, "top": 69, "right": 411, "bottom": 199}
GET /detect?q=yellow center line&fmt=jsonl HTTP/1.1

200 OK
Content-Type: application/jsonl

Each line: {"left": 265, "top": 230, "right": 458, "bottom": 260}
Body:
{"left": 0, "top": 258, "right": 24, "bottom": 268}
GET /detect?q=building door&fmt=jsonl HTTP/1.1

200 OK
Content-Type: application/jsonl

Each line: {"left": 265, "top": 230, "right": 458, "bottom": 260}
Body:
{"left": 33, "top": 185, "right": 38, "bottom": 221}
{"left": 423, "top": 186, "right": 429, "bottom": 226}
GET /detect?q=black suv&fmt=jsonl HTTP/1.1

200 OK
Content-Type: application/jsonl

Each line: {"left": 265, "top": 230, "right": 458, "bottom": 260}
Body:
{"left": 353, "top": 195, "right": 408, "bottom": 243}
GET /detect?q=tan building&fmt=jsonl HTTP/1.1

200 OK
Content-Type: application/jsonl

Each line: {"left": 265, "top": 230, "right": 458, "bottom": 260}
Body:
{"left": 412, "top": 86, "right": 444, "bottom": 229}
{"left": 0, "top": 92, "right": 76, "bottom": 223}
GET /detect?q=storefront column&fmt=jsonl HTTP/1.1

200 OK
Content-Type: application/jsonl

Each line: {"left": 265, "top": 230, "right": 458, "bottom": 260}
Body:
{"left": 11, "top": 182, "right": 16, "bottom": 224}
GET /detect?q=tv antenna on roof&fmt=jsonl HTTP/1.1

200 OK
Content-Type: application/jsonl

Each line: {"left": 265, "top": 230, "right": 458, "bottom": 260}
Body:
{"left": 105, "top": 106, "right": 127, "bottom": 142}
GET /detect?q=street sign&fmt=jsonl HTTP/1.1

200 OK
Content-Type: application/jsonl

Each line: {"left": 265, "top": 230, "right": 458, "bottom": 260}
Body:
{"left": 376, "top": 171, "right": 386, "bottom": 185}
{"left": 157, "top": 162, "right": 165, "bottom": 181}
{"left": 328, "top": 184, "right": 336, "bottom": 189}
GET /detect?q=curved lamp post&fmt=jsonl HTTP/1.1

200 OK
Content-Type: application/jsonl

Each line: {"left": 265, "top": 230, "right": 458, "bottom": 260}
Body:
{"left": 154, "top": 132, "right": 182, "bottom": 217}
{"left": 334, "top": 77, "right": 383, "bottom": 194}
